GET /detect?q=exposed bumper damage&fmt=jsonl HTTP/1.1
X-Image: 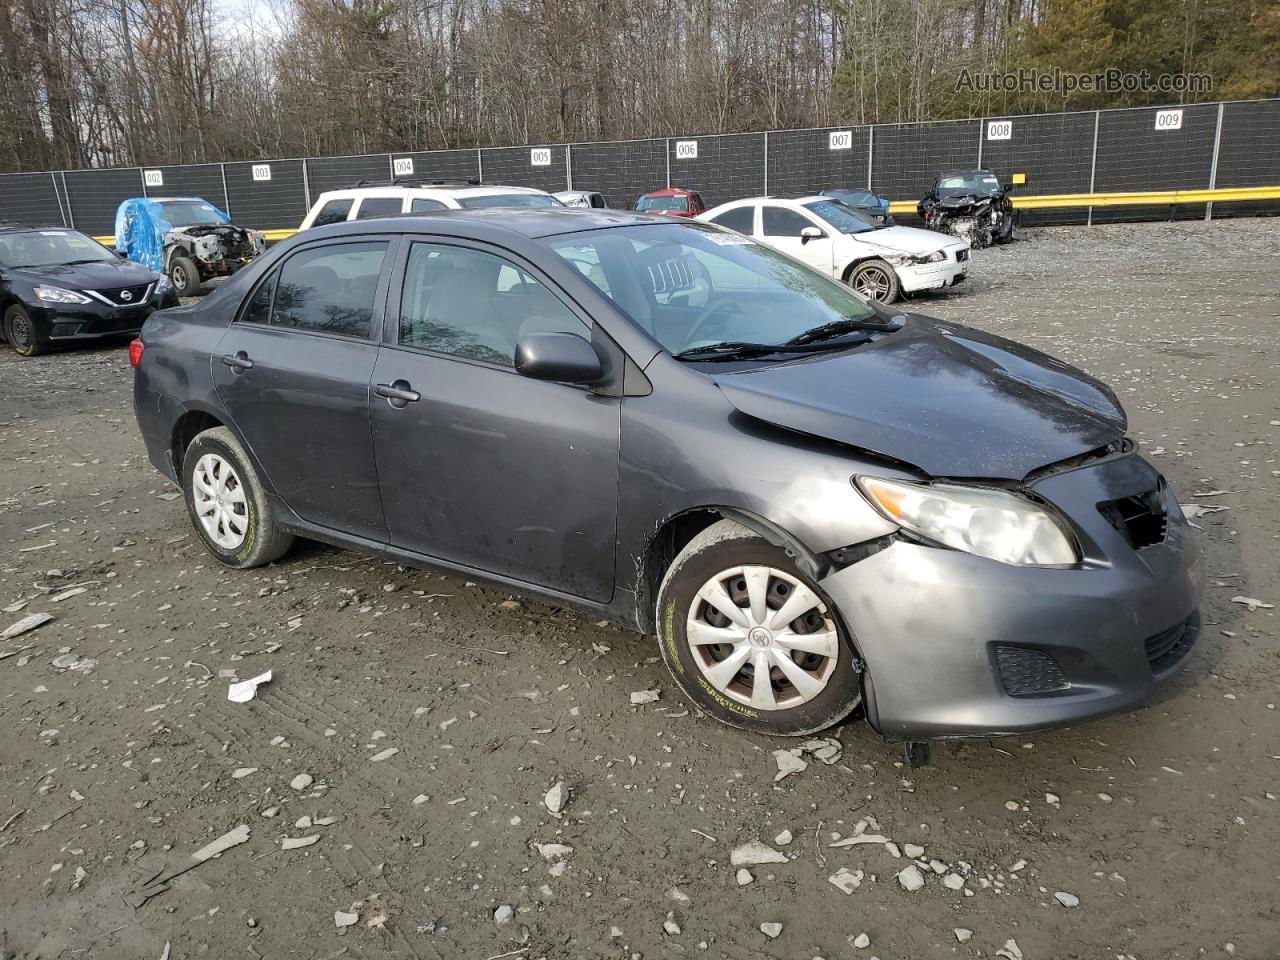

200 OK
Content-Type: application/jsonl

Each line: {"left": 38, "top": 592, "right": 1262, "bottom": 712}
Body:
{"left": 818, "top": 454, "right": 1204, "bottom": 740}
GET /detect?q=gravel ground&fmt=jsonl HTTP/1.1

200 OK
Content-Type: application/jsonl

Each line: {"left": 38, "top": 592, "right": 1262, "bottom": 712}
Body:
{"left": 1, "top": 218, "right": 1278, "bottom": 959}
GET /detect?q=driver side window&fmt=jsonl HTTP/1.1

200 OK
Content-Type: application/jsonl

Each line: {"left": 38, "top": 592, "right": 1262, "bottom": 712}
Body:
{"left": 762, "top": 206, "right": 817, "bottom": 238}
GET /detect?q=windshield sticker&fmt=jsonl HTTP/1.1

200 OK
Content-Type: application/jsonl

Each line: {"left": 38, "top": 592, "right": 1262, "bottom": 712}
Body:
{"left": 706, "top": 233, "right": 753, "bottom": 246}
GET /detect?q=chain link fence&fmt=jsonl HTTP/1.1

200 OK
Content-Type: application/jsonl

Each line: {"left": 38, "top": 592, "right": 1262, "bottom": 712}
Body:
{"left": 2, "top": 99, "right": 1277, "bottom": 237}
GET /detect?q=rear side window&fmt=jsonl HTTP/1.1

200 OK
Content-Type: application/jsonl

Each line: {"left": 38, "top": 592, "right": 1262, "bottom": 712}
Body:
{"left": 354, "top": 197, "right": 404, "bottom": 219}
{"left": 311, "top": 198, "right": 352, "bottom": 226}
{"left": 270, "top": 242, "right": 387, "bottom": 339}
{"left": 410, "top": 198, "right": 447, "bottom": 212}
{"left": 762, "top": 206, "right": 815, "bottom": 237}
{"left": 241, "top": 270, "right": 277, "bottom": 326}
{"left": 709, "top": 206, "right": 755, "bottom": 234}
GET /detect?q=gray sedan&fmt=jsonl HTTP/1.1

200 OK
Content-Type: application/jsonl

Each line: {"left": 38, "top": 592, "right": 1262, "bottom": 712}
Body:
{"left": 130, "top": 208, "right": 1202, "bottom": 750}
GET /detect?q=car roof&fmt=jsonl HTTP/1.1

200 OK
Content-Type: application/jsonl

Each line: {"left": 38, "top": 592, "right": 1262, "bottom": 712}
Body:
{"left": 938, "top": 169, "right": 994, "bottom": 178}
{"left": 642, "top": 187, "right": 697, "bottom": 197}
{"left": 147, "top": 196, "right": 212, "bottom": 202}
{"left": 317, "top": 184, "right": 552, "bottom": 200}
{"left": 298, "top": 206, "right": 670, "bottom": 242}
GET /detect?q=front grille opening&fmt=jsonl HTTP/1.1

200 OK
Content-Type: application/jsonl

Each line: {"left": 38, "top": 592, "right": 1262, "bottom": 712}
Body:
{"left": 995, "top": 645, "right": 1070, "bottom": 697}
{"left": 1145, "top": 611, "right": 1200, "bottom": 674}
{"left": 1099, "top": 484, "right": 1167, "bottom": 550}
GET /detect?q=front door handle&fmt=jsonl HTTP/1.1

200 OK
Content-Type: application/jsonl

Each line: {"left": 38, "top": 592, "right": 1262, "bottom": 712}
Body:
{"left": 374, "top": 380, "right": 420, "bottom": 407}
{"left": 220, "top": 351, "right": 254, "bottom": 372}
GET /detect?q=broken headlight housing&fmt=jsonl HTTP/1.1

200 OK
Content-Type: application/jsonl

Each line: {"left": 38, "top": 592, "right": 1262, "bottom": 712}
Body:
{"left": 914, "top": 250, "right": 947, "bottom": 264}
{"left": 856, "top": 477, "right": 1079, "bottom": 566}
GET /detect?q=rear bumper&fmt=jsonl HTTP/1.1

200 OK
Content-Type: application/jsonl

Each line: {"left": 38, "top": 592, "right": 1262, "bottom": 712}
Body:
{"left": 133, "top": 380, "right": 182, "bottom": 484}
{"left": 819, "top": 455, "right": 1204, "bottom": 740}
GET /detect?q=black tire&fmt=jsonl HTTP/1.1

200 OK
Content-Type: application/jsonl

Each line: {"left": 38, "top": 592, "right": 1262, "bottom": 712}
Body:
{"left": 847, "top": 258, "right": 900, "bottom": 304}
{"left": 656, "top": 519, "right": 862, "bottom": 737}
{"left": 182, "top": 426, "right": 293, "bottom": 569}
{"left": 169, "top": 255, "right": 202, "bottom": 297}
{"left": 4, "top": 303, "right": 44, "bottom": 357}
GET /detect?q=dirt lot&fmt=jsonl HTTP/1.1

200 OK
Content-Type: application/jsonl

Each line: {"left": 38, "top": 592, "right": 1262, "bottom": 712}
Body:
{"left": 1, "top": 218, "right": 1278, "bottom": 960}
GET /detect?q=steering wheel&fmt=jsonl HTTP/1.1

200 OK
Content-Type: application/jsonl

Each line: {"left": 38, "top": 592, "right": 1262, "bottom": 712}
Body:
{"left": 682, "top": 297, "right": 744, "bottom": 350}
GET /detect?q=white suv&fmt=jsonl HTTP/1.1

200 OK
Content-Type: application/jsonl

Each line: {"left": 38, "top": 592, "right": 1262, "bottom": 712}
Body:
{"left": 299, "top": 181, "right": 561, "bottom": 230}
{"left": 699, "top": 196, "right": 969, "bottom": 303}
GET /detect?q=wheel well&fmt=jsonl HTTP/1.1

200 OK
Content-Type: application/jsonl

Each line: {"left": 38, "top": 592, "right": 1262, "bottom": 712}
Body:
{"left": 636, "top": 509, "right": 724, "bottom": 633}
{"left": 172, "top": 411, "right": 224, "bottom": 481}
{"left": 841, "top": 257, "right": 880, "bottom": 283}
{"left": 636, "top": 507, "right": 824, "bottom": 633}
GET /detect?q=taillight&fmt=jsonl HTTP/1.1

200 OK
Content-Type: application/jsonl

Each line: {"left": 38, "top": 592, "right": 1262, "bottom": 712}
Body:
{"left": 129, "top": 338, "right": 145, "bottom": 368}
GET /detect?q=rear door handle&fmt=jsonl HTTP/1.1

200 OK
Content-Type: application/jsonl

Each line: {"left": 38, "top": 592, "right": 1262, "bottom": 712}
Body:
{"left": 374, "top": 380, "right": 420, "bottom": 406}
{"left": 220, "top": 351, "right": 254, "bottom": 371}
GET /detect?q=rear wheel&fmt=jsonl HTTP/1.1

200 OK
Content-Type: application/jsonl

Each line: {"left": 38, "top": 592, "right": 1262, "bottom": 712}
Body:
{"left": 3, "top": 304, "right": 43, "bottom": 357}
{"left": 182, "top": 427, "right": 293, "bottom": 568}
{"left": 169, "top": 256, "right": 202, "bottom": 297}
{"left": 847, "top": 259, "right": 900, "bottom": 304}
{"left": 656, "top": 520, "right": 861, "bottom": 736}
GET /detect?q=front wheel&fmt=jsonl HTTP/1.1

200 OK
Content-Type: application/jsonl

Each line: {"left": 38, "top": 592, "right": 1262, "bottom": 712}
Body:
{"left": 182, "top": 426, "right": 294, "bottom": 568}
{"left": 847, "top": 259, "right": 900, "bottom": 304}
{"left": 656, "top": 520, "right": 862, "bottom": 736}
{"left": 169, "top": 256, "right": 202, "bottom": 297}
{"left": 4, "top": 304, "right": 44, "bottom": 357}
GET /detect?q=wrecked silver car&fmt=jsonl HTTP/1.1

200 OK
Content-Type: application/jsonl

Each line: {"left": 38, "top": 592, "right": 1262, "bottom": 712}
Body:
{"left": 114, "top": 197, "right": 265, "bottom": 297}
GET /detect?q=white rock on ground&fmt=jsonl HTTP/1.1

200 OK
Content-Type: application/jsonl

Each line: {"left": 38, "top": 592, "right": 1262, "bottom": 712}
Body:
{"left": 852, "top": 932, "right": 871, "bottom": 948}
{"left": 774, "top": 829, "right": 793, "bottom": 845}
{"left": 897, "top": 864, "right": 925, "bottom": 892}
{"left": 280, "top": 835, "right": 319, "bottom": 850}
{"left": 544, "top": 781, "right": 571, "bottom": 816}
{"left": 334, "top": 911, "right": 359, "bottom": 928}
{"left": 494, "top": 905, "right": 514, "bottom": 925}
{"left": 736, "top": 868, "right": 754, "bottom": 885}
{"left": 1055, "top": 891, "right": 1080, "bottom": 907}
{"left": 760, "top": 922, "right": 783, "bottom": 939}
{"left": 903, "top": 843, "right": 925, "bottom": 859}
{"left": 772, "top": 749, "right": 808, "bottom": 781}
{"left": 289, "top": 773, "right": 313, "bottom": 791}
{"left": 827, "top": 867, "right": 864, "bottom": 894}
{"left": 955, "top": 928, "right": 973, "bottom": 943}
{"left": 630, "top": 689, "right": 660, "bottom": 704}
{"left": 666, "top": 886, "right": 690, "bottom": 903}
{"left": 731, "top": 841, "right": 788, "bottom": 866}
{"left": 369, "top": 747, "right": 399, "bottom": 763}
{"left": 663, "top": 918, "right": 681, "bottom": 935}
{"left": 534, "top": 842, "right": 574, "bottom": 861}
{"left": 996, "top": 939, "right": 1024, "bottom": 960}
{"left": 943, "top": 873, "right": 965, "bottom": 890}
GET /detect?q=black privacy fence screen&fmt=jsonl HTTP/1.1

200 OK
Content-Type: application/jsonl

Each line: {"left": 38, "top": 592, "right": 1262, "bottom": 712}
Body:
{"left": 3, "top": 99, "right": 1278, "bottom": 238}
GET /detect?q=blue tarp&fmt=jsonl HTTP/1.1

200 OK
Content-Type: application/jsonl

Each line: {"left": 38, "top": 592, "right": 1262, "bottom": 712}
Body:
{"left": 113, "top": 197, "right": 230, "bottom": 272}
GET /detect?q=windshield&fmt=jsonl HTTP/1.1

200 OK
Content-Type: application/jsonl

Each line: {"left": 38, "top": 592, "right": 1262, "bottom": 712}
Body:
{"left": 459, "top": 193, "right": 558, "bottom": 209}
{"left": 937, "top": 172, "right": 1001, "bottom": 194}
{"left": 637, "top": 194, "right": 689, "bottom": 212}
{"left": 0, "top": 229, "right": 117, "bottom": 268}
{"left": 824, "top": 189, "right": 878, "bottom": 207}
{"left": 155, "top": 200, "right": 227, "bottom": 226}
{"left": 804, "top": 200, "right": 882, "bottom": 234}
{"left": 543, "top": 222, "right": 878, "bottom": 359}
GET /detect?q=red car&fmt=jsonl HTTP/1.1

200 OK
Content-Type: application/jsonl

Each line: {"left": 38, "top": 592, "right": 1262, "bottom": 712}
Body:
{"left": 635, "top": 187, "right": 706, "bottom": 218}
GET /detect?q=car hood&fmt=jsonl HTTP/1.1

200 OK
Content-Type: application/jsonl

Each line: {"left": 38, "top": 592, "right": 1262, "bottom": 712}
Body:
{"left": 10, "top": 258, "right": 160, "bottom": 289}
{"left": 711, "top": 316, "right": 1127, "bottom": 479}
{"left": 848, "top": 225, "right": 962, "bottom": 256}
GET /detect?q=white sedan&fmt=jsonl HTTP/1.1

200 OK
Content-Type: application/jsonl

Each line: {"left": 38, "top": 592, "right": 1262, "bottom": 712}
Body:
{"left": 699, "top": 196, "right": 969, "bottom": 303}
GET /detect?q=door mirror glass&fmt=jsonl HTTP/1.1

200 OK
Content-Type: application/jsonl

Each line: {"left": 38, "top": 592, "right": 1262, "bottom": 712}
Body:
{"left": 515, "top": 332, "right": 603, "bottom": 384}
{"left": 800, "top": 225, "right": 826, "bottom": 243}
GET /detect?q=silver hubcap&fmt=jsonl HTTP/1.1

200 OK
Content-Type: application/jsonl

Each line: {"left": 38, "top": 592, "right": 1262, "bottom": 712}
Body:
{"left": 855, "top": 266, "right": 892, "bottom": 300}
{"left": 687, "top": 564, "right": 839, "bottom": 711}
{"left": 192, "top": 453, "right": 248, "bottom": 549}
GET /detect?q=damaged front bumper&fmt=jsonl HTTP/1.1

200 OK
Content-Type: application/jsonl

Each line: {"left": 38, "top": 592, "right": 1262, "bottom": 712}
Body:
{"left": 818, "top": 455, "right": 1204, "bottom": 740}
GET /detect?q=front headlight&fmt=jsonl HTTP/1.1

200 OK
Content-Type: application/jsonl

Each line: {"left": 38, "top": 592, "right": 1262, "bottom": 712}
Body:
{"left": 856, "top": 477, "right": 1079, "bottom": 566}
{"left": 34, "top": 285, "right": 91, "bottom": 304}
{"left": 914, "top": 250, "right": 947, "bottom": 264}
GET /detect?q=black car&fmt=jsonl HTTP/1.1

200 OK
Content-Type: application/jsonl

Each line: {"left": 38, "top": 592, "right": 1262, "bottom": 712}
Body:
{"left": 132, "top": 209, "right": 1201, "bottom": 748}
{"left": 0, "top": 225, "right": 177, "bottom": 356}
{"left": 917, "top": 170, "right": 1014, "bottom": 246}
{"left": 817, "top": 188, "right": 893, "bottom": 224}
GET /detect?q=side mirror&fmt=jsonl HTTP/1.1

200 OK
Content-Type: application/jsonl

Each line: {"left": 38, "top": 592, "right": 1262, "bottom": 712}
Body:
{"left": 1002, "top": 183, "right": 1013, "bottom": 193}
{"left": 515, "top": 332, "right": 604, "bottom": 384}
{"left": 800, "top": 226, "right": 826, "bottom": 244}
{"left": 115, "top": 249, "right": 128, "bottom": 259}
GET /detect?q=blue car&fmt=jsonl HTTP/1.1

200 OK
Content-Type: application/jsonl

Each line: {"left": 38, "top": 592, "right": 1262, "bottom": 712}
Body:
{"left": 818, "top": 188, "right": 893, "bottom": 224}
